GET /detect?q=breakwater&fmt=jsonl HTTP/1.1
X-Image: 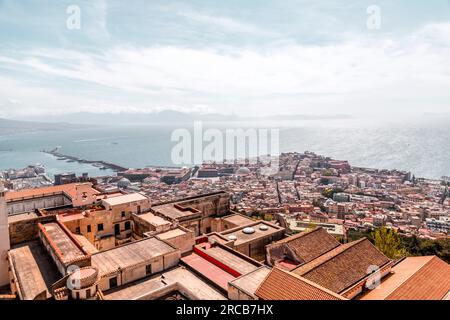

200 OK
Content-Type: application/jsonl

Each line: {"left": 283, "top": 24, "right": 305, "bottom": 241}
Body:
{"left": 42, "top": 148, "right": 129, "bottom": 172}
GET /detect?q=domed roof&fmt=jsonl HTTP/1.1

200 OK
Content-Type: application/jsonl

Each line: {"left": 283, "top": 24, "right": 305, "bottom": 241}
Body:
{"left": 143, "top": 176, "right": 159, "bottom": 184}
{"left": 67, "top": 267, "right": 99, "bottom": 290}
{"left": 118, "top": 177, "right": 131, "bottom": 188}
{"left": 236, "top": 167, "right": 251, "bottom": 176}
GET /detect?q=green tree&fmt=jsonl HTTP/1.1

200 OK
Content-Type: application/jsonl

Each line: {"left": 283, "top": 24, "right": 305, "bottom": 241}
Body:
{"left": 372, "top": 227, "right": 407, "bottom": 259}
{"left": 402, "top": 235, "right": 421, "bottom": 255}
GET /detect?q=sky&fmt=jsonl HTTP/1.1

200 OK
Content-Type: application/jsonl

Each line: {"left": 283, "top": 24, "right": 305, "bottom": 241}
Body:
{"left": 0, "top": 0, "right": 449, "bottom": 118}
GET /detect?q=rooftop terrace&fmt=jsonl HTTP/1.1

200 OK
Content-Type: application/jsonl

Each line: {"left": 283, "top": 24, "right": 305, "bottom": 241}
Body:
{"left": 103, "top": 267, "right": 226, "bottom": 300}
{"left": 228, "top": 266, "right": 271, "bottom": 299}
{"left": 152, "top": 203, "right": 201, "bottom": 221}
{"left": 221, "top": 213, "right": 254, "bottom": 227}
{"left": 40, "top": 222, "right": 87, "bottom": 264}
{"left": 181, "top": 242, "right": 262, "bottom": 291}
{"left": 102, "top": 193, "right": 148, "bottom": 207}
{"left": 8, "top": 241, "right": 61, "bottom": 300}
{"left": 138, "top": 212, "right": 172, "bottom": 227}
{"left": 220, "top": 222, "right": 284, "bottom": 246}
{"left": 91, "top": 237, "right": 178, "bottom": 277}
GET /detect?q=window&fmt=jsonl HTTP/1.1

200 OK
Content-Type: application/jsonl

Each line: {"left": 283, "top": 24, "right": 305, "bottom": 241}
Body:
{"left": 109, "top": 277, "right": 118, "bottom": 288}
{"left": 75, "top": 292, "right": 80, "bottom": 300}
{"left": 146, "top": 264, "right": 152, "bottom": 275}
{"left": 97, "top": 223, "right": 104, "bottom": 232}
{"left": 86, "top": 289, "right": 91, "bottom": 299}
{"left": 75, "top": 227, "right": 80, "bottom": 234}
{"left": 121, "top": 211, "right": 125, "bottom": 218}
{"left": 87, "top": 225, "right": 91, "bottom": 233}
{"left": 125, "top": 221, "right": 131, "bottom": 230}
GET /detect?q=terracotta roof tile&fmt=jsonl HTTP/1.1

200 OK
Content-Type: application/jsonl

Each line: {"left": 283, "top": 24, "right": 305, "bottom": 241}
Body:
{"left": 6, "top": 183, "right": 98, "bottom": 201}
{"left": 255, "top": 267, "right": 346, "bottom": 300}
{"left": 385, "top": 256, "right": 450, "bottom": 300}
{"left": 267, "top": 227, "right": 341, "bottom": 264}
{"left": 292, "top": 238, "right": 391, "bottom": 294}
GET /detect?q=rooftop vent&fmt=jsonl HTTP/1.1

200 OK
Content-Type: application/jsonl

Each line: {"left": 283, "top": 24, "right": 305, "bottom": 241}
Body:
{"left": 228, "top": 235, "right": 237, "bottom": 241}
{"left": 242, "top": 227, "right": 255, "bottom": 234}
{"left": 259, "top": 225, "right": 269, "bottom": 231}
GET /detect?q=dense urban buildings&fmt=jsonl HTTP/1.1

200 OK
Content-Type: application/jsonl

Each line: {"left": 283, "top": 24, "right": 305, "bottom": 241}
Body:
{"left": 0, "top": 151, "right": 449, "bottom": 300}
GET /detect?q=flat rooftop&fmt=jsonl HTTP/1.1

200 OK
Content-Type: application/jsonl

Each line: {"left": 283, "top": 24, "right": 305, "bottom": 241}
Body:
{"left": 96, "top": 192, "right": 123, "bottom": 201}
{"left": 91, "top": 237, "right": 178, "bottom": 277}
{"left": 73, "top": 234, "right": 98, "bottom": 255}
{"left": 222, "top": 214, "right": 254, "bottom": 227}
{"left": 157, "top": 227, "right": 187, "bottom": 240}
{"left": 181, "top": 253, "right": 236, "bottom": 291}
{"left": 8, "top": 241, "right": 61, "bottom": 300}
{"left": 41, "top": 222, "right": 86, "bottom": 264}
{"left": 152, "top": 203, "right": 200, "bottom": 221}
{"left": 8, "top": 211, "right": 39, "bottom": 224}
{"left": 220, "top": 222, "right": 283, "bottom": 246}
{"left": 102, "top": 193, "right": 147, "bottom": 207}
{"left": 229, "top": 266, "right": 271, "bottom": 299}
{"left": 57, "top": 212, "right": 84, "bottom": 223}
{"left": 201, "top": 246, "right": 260, "bottom": 275}
{"left": 207, "top": 233, "right": 231, "bottom": 245}
{"left": 138, "top": 212, "right": 171, "bottom": 227}
{"left": 103, "top": 267, "right": 226, "bottom": 300}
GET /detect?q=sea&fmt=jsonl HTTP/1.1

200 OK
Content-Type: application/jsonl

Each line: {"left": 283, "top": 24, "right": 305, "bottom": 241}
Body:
{"left": 0, "top": 117, "right": 449, "bottom": 180}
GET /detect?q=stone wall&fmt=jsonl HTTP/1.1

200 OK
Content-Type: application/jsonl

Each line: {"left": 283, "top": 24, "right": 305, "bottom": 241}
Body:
{"left": 177, "top": 192, "right": 230, "bottom": 218}
{"left": 155, "top": 227, "right": 195, "bottom": 254}
{"left": 9, "top": 215, "right": 56, "bottom": 246}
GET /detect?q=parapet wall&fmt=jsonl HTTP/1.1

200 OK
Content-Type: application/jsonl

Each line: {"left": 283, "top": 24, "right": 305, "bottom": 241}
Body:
{"left": 178, "top": 192, "right": 230, "bottom": 218}
{"left": 9, "top": 215, "right": 56, "bottom": 246}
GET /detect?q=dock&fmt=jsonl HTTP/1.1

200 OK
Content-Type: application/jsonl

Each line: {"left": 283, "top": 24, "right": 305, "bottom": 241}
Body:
{"left": 42, "top": 149, "right": 129, "bottom": 172}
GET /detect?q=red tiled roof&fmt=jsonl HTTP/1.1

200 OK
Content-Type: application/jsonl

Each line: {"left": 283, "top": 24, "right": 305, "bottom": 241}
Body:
{"left": 385, "top": 256, "right": 450, "bottom": 300}
{"left": 267, "top": 227, "right": 341, "bottom": 264}
{"left": 275, "top": 259, "right": 299, "bottom": 271}
{"left": 292, "top": 238, "right": 391, "bottom": 294}
{"left": 255, "top": 267, "right": 346, "bottom": 300}
{"left": 6, "top": 183, "right": 98, "bottom": 201}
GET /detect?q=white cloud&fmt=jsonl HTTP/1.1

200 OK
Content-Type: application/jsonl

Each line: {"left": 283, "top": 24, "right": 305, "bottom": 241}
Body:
{"left": 176, "top": 10, "right": 277, "bottom": 37}
{"left": 0, "top": 22, "right": 449, "bottom": 117}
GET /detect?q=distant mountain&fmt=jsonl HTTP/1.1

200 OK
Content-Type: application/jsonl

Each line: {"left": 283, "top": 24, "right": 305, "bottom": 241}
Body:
{"left": 31, "top": 110, "right": 239, "bottom": 125}
{"left": 29, "top": 110, "right": 350, "bottom": 125}
{"left": 0, "top": 118, "right": 75, "bottom": 135}
{"left": 254, "top": 114, "right": 351, "bottom": 121}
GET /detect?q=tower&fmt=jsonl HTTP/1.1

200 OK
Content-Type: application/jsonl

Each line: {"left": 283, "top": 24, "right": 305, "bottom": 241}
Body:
{"left": 0, "top": 181, "right": 10, "bottom": 286}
